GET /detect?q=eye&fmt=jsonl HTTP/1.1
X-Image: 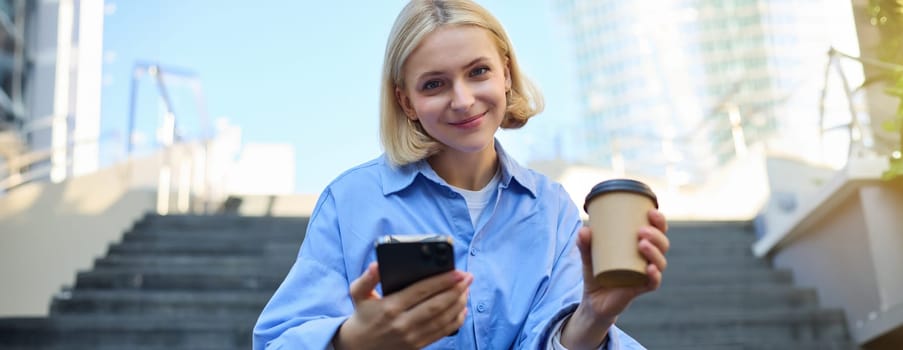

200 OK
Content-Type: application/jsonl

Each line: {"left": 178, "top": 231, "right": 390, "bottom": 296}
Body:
{"left": 422, "top": 80, "right": 443, "bottom": 91}
{"left": 470, "top": 66, "right": 490, "bottom": 77}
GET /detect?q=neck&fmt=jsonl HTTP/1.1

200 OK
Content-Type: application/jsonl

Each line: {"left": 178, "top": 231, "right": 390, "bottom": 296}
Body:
{"left": 428, "top": 142, "right": 499, "bottom": 191}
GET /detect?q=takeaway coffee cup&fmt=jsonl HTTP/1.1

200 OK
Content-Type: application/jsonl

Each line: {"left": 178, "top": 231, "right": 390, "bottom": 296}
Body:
{"left": 584, "top": 179, "right": 659, "bottom": 288}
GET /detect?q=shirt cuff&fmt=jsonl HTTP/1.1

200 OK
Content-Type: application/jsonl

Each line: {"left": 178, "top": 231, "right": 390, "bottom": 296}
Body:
{"left": 538, "top": 304, "right": 644, "bottom": 350}
{"left": 261, "top": 316, "right": 348, "bottom": 350}
{"left": 547, "top": 313, "right": 610, "bottom": 350}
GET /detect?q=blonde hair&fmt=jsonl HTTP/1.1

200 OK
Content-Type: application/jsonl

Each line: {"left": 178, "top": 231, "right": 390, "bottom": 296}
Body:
{"left": 380, "top": 0, "right": 544, "bottom": 166}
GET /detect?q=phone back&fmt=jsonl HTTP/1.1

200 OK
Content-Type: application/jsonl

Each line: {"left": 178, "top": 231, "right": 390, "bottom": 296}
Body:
{"left": 376, "top": 238, "right": 455, "bottom": 295}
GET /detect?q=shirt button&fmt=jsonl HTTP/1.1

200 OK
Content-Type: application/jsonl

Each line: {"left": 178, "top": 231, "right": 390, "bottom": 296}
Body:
{"left": 470, "top": 248, "right": 478, "bottom": 256}
{"left": 477, "top": 302, "right": 487, "bottom": 313}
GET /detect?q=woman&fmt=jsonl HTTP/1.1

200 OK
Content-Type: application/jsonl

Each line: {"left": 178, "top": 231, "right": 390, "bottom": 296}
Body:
{"left": 253, "top": 1, "right": 669, "bottom": 349}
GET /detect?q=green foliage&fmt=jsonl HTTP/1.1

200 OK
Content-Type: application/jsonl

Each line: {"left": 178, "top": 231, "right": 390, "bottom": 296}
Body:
{"left": 871, "top": 1, "right": 903, "bottom": 180}
{"left": 869, "top": 0, "right": 903, "bottom": 64}
{"left": 882, "top": 157, "right": 903, "bottom": 180}
{"left": 884, "top": 72, "right": 903, "bottom": 180}
{"left": 883, "top": 119, "right": 901, "bottom": 133}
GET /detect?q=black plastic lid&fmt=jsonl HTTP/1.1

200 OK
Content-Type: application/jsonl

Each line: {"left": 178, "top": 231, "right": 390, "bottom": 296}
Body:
{"left": 584, "top": 179, "right": 658, "bottom": 213}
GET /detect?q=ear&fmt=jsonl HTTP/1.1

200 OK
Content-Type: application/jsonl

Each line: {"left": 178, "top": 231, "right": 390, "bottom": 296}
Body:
{"left": 395, "top": 86, "right": 417, "bottom": 120}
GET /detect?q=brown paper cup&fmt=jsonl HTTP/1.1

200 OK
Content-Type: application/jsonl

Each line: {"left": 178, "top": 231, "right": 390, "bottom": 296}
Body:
{"left": 584, "top": 179, "right": 658, "bottom": 288}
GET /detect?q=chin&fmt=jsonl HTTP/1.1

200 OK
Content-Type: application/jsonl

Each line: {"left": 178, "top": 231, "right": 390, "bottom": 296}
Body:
{"left": 450, "top": 139, "right": 495, "bottom": 154}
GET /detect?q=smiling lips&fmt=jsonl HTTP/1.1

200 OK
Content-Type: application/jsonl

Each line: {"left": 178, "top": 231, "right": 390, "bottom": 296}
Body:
{"left": 449, "top": 111, "right": 487, "bottom": 129}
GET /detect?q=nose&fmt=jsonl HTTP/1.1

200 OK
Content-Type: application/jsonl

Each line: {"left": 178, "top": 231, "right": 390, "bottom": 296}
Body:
{"left": 450, "top": 82, "right": 475, "bottom": 112}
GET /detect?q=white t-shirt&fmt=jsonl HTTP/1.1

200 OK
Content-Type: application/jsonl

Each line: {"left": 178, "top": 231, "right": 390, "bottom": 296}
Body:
{"left": 449, "top": 170, "right": 501, "bottom": 229}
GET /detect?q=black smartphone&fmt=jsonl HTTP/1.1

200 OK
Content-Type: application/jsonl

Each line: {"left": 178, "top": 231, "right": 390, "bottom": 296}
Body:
{"left": 375, "top": 234, "right": 456, "bottom": 296}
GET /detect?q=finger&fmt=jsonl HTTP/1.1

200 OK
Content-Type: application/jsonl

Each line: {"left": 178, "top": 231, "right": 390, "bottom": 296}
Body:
{"left": 349, "top": 262, "right": 381, "bottom": 304}
{"left": 576, "top": 227, "right": 594, "bottom": 282}
{"left": 449, "top": 306, "right": 468, "bottom": 333}
{"left": 644, "top": 263, "right": 663, "bottom": 292}
{"left": 388, "top": 270, "right": 468, "bottom": 311}
{"left": 648, "top": 209, "right": 668, "bottom": 234}
{"left": 409, "top": 286, "right": 469, "bottom": 346}
{"left": 639, "top": 238, "right": 667, "bottom": 273}
{"left": 435, "top": 295, "right": 469, "bottom": 341}
{"left": 405, "top": 276, "right": 472, "bottom": 327}
{"left": 638, "top": 226, "right": 670, "bottom": 255}
{"left": 408, "top": 281, "right": 470, "bottom": 344}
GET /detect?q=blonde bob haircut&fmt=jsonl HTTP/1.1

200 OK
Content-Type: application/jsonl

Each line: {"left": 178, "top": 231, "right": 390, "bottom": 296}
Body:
{"left": 380, "top": 0, "right": 544, "bottom": 166}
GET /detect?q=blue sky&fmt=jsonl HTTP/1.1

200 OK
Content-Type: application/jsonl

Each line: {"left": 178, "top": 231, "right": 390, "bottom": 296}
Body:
{"left": 101, "top": 1, "right": 580, "bottom": 194}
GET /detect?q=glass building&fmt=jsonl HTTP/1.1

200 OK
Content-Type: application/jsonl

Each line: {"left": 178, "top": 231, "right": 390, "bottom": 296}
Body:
{"left": 555, "top": 0, "right": 859, "bottom": 185}
{"left": 0, "top": 0, "right": 105, "bottom": 190}
{"left": 0, "top": 0, "right": 26, "bottom": 132}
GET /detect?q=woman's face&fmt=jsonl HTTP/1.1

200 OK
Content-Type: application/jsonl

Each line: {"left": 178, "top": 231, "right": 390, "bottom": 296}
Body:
{"left": 396, "top": 25, "right": 510, "bottom": 157}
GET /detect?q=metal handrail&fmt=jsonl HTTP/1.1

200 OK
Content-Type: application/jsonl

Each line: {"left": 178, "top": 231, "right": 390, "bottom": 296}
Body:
{"left": 127, "top": 62, "right": 212, "bottom": 156}
{"left": 818, "top": 47, "right": 903, "bottom": 160}
{"left": 0, "top": 131, "right": 118, "bottom": 192}
{"left": 2, "top": 61, "right": 216, "bottom": 216}
{"left": 124, "top": 62, "right": 214, "bottom": 215}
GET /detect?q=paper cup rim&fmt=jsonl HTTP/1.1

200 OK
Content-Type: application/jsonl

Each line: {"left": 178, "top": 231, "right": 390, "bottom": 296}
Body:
{"left": 584, "top": 178, "right": 659, "bottom": 213}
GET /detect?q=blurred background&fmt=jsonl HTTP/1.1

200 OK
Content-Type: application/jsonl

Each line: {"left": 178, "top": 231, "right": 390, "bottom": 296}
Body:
{"left": 1, "top": 0, "right": 896, "bottom": 217}
{"left": 1, "top": 0, "right": 902, "bottom": 349}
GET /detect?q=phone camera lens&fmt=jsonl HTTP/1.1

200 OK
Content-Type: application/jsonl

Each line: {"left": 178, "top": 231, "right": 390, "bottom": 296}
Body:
{"left": 420, "top": 244, "right": 432, "bottom": 261}
{"left": 434, "top": 244, "right": 451, "bottom": 266}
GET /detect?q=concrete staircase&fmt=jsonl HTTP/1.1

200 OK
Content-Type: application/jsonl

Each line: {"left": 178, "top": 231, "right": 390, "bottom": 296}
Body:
{"left": 0, "top": 217, "right": 856, "bottom": 349}
{"left": 0, "top": 214, "right": 307, "bottom": 350}
{"left": 618, "top": 221, "right": 856, "bottom": 349}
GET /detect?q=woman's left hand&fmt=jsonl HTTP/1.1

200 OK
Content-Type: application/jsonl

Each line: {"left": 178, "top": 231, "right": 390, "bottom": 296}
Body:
{"left": 560, "top": 209, "right": 670, "bottom": 350}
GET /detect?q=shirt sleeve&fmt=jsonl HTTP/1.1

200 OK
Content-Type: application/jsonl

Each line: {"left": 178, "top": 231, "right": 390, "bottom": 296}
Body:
{"left": 549, "top": 313, "right": 642, "bottom": 350}
{"left": 252, "top": 189, "right": 354, "bottom": 350}
{"left": 519, "top": 185, "right": 647, "bottom": 349}
{"left": 548, "top": 314, "right": 571, "bottom": 349}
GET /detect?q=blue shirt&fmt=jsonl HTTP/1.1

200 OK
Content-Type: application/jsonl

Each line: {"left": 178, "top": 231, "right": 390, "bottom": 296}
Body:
{"left": 253, "top": 143, "right": 645, "bottom": 349}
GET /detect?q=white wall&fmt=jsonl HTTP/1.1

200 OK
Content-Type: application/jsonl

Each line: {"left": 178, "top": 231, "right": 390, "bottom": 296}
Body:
{"left": 756, "top": 154, "right": 837, "bottom": 239}
{"left": 759, "top": 155, "right": 903, "bottom": 347}
{"left": 0, "top": 155, "right": 162, "bottom": 316}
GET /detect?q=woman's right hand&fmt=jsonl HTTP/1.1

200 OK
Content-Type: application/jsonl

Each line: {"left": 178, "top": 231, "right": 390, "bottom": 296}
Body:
{"left": 332, "top": 262, "right": 472, "bottom": 350}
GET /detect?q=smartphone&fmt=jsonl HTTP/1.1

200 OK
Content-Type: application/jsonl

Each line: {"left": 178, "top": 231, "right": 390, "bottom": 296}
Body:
{"left": 375, "top": 234, "right": 456, "bottom": 296}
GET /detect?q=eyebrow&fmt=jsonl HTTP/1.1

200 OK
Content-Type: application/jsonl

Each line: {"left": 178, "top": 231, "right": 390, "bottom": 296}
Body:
{"left": 415, "top": 57, "right": 490, "bottom": 82}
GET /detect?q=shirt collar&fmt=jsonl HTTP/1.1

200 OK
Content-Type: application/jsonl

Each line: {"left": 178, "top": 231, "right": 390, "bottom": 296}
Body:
{"left": 380, "top": 140, "right": 537, "bottom": 198}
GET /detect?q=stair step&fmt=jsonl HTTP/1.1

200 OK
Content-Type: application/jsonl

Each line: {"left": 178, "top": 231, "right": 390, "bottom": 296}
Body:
{"left": 89, "top": 264, "right": 290, "bottom": 278}
{"left": 635, "top": 341, "right": 857, "bottom": 350}
{"left": 619, "top": 309, "right": 849, "bottom": 344}
{"left": 121, "top": 230, "right": 303, "bottom": 243}
{"left": 135, "top": 215, "right": 308, "bottom": 231}
{"left": 667, "top": 221, "right": 755, "bottom": 232}
{"left": 75, "top": 269, "right": 284, "bottom": 291}
{"left": 658, "top": 268, "right": 794, "bottom": 287}
{"left": 663, "top": 255, "right": 771, "bottom": 269}
{"left": 50, "top": 290, "right": 271, "bottom": 316}
{"left": 639, "top": 285, "right": 818, "bottom": 309}
{"left": 95, "top": 255, "right": 295, "bottom": 271}
{"left": 106, "top": 241, "right": 294, "bottom": 256}
{"left": 0, "top": 315, "right": 254, "bottom": 349}
{"left": 667, "top": 228, "right": 754, "bottom": 241}
{"left": 665, "top": 242, "right": 757, "bottom": 257}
